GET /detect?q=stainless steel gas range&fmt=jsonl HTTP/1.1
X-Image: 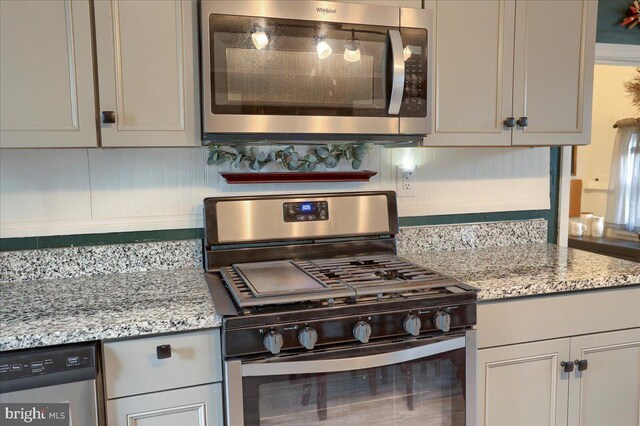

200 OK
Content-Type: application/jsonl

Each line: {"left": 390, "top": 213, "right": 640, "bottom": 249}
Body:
{"left": 204, "top": 191, "right": 477, "bottom": 426}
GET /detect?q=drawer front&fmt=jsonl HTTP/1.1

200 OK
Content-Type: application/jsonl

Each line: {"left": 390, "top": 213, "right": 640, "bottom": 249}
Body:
{"left": 104, "top": 329, "right": 221, "bottom": 399}
{"left": 106, "top": 382, "right": 224, "bottom": 426}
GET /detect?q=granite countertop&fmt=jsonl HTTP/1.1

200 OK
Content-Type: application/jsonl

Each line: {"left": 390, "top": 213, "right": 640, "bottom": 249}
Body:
{"left": 0, "top": 268, "right": 221, "bottom": 352}
{"left": 401, "top": 243, "right": 640, "bottom": 301}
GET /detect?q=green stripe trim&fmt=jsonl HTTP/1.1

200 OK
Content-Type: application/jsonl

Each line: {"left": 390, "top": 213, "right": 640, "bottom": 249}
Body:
{"left": 0, "top": 228, "right": 204, "bottom": 252}
{"left": 399, "top": 210, "right": 550, "bottom": 227}
{"left": 1, "top": 210, "right": 551, "bottom": 252}
{"left": 548, "top": 147, "right": 561, "bottom": 244}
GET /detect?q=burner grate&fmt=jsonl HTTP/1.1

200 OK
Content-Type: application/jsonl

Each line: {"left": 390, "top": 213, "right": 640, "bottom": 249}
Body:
{"left": 296, "top": 254, "right": 455, "bottom": 296}
{"left": 219, "top": 254, "right": 459, "bottom": 308}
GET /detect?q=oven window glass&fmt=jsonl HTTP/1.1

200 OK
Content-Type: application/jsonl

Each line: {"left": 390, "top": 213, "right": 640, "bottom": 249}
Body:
{"left": 209, "top": 15, "right": 397, "bottom": 116}
{"left": 242, "top": 347, "right": 466, "bottom": 425}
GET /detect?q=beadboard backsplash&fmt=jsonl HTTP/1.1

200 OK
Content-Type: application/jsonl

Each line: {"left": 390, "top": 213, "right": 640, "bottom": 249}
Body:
{"left": 0, "top": 146, "right": 550, "bottom": 238}
{"left": 0, "top": 219, "right": 547, "bottom": 283}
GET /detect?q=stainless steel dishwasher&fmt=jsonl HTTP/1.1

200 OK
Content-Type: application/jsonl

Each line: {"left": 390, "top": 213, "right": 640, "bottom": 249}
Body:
{"left": 0, "top": 342, "right": 101, "bottom": 426}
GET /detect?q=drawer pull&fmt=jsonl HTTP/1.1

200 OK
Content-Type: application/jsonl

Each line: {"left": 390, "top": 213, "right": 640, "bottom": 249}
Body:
{"left": 156, "top": 344, "right": 172, "bottom": 359}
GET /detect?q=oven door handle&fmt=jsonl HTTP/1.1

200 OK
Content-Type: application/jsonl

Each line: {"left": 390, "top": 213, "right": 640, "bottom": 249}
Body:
{"left": 387, "top": 29, "right": 405, "bottom": 115}
{"left": 242, "top": 336, "right": 464, "bottom": 377}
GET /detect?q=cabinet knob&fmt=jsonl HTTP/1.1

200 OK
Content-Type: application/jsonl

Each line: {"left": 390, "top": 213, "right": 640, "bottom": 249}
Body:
{"left": 156, "top": 344, "right": 172, "bottom": 359}
{"left": 575, "top": 359, "right": 588, "bottom": 371}
{"left": 102, "top": 111, "right": 116, "bottom": 124}
{"left": 503, "top": 117, "right": 515, "bottom": 128}
{"left": 516, "top": 116, "right": 528, "bottom": 127}
{"left": 560, "top": 360, "right": 574, "bottom": 373}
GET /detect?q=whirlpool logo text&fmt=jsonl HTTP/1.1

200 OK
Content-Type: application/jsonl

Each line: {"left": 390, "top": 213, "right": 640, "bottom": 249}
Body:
{"left": 316, "top": 7, "right": 337, "bottom": 14}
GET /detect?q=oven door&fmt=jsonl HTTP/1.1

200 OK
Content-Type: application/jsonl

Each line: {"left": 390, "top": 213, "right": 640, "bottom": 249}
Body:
{"left": 200, "top": 1, "right": 429, "bottom": 140}
{"left": 225, "top": 330, "right": 476, "bottom": 426}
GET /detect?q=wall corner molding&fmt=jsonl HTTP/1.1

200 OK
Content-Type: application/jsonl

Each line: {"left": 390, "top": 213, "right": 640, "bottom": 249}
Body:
{"left": 595, "top": 43, "right": 640, "bottom": 66}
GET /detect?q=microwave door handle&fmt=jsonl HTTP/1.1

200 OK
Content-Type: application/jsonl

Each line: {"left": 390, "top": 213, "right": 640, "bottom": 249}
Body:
{"left": 387, "top": 29, "right": 405, "bottom": 115}
{"left": 242, "top": 336, "right": 465, "bottom": 377}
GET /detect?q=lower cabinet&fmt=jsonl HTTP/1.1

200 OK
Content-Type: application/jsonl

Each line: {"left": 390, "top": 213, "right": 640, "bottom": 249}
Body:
{"left": 106, "top": 383, "right": 223, "bottom": 426}
{"left": 568, "top": 328, "right": 640, "bottom": 426}
{"left": 102, "top": 329, "right": 224, "bottom": 426}
{"left": 478, "top": 338, "right": 570, "bottom": 426}
{"left": 478, "top": 328, "right": 640, "bottom": 426}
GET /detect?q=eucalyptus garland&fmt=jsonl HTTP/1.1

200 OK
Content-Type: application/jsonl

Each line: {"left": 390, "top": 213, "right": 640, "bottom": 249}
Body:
{"left": 206, "top": 144, "right": 372, "bottom": 172}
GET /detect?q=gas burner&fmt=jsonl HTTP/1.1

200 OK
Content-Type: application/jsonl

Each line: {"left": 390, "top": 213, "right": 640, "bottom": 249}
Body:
{"left": 219, "top": 254, "right": 461, "bottom": 308}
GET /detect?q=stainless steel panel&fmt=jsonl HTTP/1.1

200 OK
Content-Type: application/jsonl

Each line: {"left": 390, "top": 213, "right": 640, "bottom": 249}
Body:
{"left": 465, "top": 329, "right": 478, "bottom": 426}
{"left": 234, "top": 260, "right": 327, "bottom": 296}
{"left": 214, "top": 194, "right": 391, "bottom": 244}
{"left": 241, "top": 336, "right": 465, "bottom": 376}
{"left": 200, "top": 0, "right": 400, "bottom": 27}
{"left": 204, "top": 114, "right": 399, "bottom": 136}
{"left": 400, "top": 6, "right": 432, "bottom": 29}
{"left": 224, "top": 360, "right": 244, "bottom": 426}
{"left": 387, "top": 30, "right": 405, "bottom": 115}
{"left": 400, "top": 116, "right": 430, "bottom": 135}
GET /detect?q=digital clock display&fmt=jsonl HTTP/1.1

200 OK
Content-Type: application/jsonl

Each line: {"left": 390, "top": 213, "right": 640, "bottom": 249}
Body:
{"left": 299, "top": 203, "right": 314, "bottom": 212}
{"left": 283, "top": 201, "right": 328, "bottom": 222}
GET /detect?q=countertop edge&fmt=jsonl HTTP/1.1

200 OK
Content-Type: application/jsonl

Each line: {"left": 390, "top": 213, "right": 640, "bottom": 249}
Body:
{"left": 0, "top": 315, "right": 223, "bottom": 352}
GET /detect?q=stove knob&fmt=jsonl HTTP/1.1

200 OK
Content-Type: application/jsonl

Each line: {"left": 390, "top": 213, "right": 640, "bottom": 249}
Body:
{"left": 403, "top": 314, "right": 422, "bottom": 336}
{"left": 433, "top": 310, "right": 451, "bottom": 332}
{"left": 353, "top": 321, "right": 372, "bottom": 343}
{"left": 263, "top": 331, "right": 284, "bottom": 355}
{"left": 298, "top": 327, "right": 318, "bottom": 350}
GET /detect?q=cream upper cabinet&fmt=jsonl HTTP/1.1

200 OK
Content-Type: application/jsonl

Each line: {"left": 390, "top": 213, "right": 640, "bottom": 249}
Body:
{"left": 94, "top": 0, "right": 200, "bottom": 147}
{"left": 0, "top": 0, "right": 98, "bottom": 148}
{"left": 478, "top": 338, "right": 571, "bottom": 426}
{"left": 512, "top": 0, "right": 597, "bottom": 146}
{"left": 424, "top": 0, "right": 597, "bottom": 147}
{"left": 423, "top": 0, "right": 515, "bottom": 147}
{"left": 567, "top": 328, "right": 640, "bottom": 426}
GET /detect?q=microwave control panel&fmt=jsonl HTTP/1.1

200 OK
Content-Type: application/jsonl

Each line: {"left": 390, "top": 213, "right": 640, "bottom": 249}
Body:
{"left": 400, "top": 28, "right": 428, "bottom": 118}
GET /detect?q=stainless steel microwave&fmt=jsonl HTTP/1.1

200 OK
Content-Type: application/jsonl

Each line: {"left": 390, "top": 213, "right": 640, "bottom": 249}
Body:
{"left": 200, "top": 1, "right": 432, "bottom": 144}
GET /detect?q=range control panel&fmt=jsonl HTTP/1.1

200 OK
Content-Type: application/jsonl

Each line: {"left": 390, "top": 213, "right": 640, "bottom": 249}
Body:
{"left": 225, "top": 302, "right": 476, "bottom": 357}
{"left": 283, "top": 201, "right": 328, "bottom": 223}
{"left": 0, "top": 345, "right": 94, "bottom": 381}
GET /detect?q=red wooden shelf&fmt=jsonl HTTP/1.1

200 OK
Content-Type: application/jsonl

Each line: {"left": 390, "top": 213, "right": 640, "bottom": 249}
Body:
{"left": 220, "top": 171, "right": 377, "bottom": 184}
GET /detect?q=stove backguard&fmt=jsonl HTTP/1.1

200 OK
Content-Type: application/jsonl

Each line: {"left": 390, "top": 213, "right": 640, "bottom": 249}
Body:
{"left": 204, "top": 191, "right": 399, "bottom": 271}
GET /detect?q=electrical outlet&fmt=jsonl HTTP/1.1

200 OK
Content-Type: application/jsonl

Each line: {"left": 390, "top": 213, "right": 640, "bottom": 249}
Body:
{"left": 396, "top": 166, "right": 416, "bottom": 197}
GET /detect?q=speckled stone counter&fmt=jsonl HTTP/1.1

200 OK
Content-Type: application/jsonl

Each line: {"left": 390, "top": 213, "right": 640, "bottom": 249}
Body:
{"left": 401, "top": 243, "right": 640, "bottom": 301}
{"left": 0, "top": 268, "right": 221, "bottom": 351}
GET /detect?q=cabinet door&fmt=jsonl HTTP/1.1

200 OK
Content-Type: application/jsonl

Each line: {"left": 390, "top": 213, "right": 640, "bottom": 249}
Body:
{"left": 422, "top": 0, "right": 515, "bottom": 147}
{"left": 568, "top": 328, "right": 640, "bottom": 426}
{"left": 478, "top": 338, "right": 571, "bottom": 426}
{"left": 0, "top": 0, "right": 97, "bottom": 148}
{"left": 106, "top": 383, "right": 224, "bottom": 426}
{"left": 512, "top": 0, "right": 597, "bottom": 146}
{"left": 94, "top": 0, "right": 199, "bottom": 147}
